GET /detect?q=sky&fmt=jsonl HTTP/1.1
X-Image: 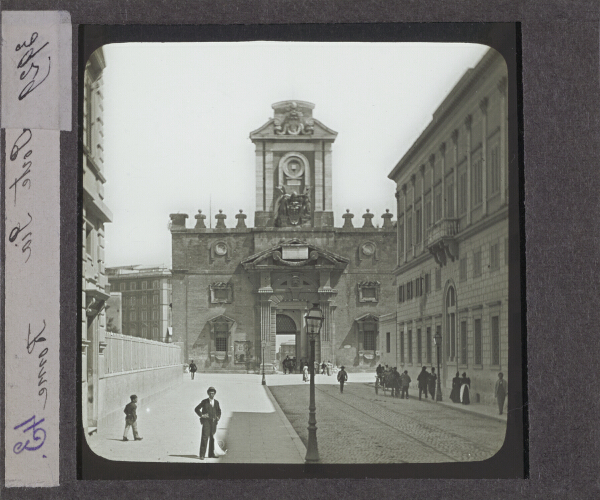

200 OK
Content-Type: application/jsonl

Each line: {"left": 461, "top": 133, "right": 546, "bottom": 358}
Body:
{"left": 101, "top": 41, "right": 489, "bottom": 268}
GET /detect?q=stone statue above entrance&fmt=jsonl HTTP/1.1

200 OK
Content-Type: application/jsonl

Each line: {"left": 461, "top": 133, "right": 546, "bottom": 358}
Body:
{"left": 273, "top": 185, "right": 312, "bottom": 227}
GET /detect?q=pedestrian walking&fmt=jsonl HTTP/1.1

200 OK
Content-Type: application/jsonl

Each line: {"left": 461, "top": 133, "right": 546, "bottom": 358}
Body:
{"left": 376, "top": 364, "right": 384, "bottom": 385}
{"left": 417, "top": 366, "right": 429, "bottom": 400}
{"left": 428, "top": 367, "right": 437, "bottom": 400}
{"left": 450, "top": 371, "right": 461, "bottom": 403}
{"left": 392, "top": 367, "right": 401, "bottom": 397}
{"left": 495, "top": 372, "right": 507, "bottom": 415}
{"left": 337, "top": 366, "right": 348, "bottom": 393}
{"left": 189, "top": 360, "right": 197, "bottom": 380}
{"left": 195, "top": 386, "right": 222, "bottom": 459}
{"left": 302, "top": 364, "right": 309, "bottom": 382}
{"left": 321, "top": 361, "right": 326, "bottom": 375}
{"left": 326, "top": 361, "right": 332, "bottom": 376}
{"left": 122, "top": 394, "right": 143, "bottom": 442}
{"left": 460, "top": 372, "right": 471, "bottom": 405}
{"left": 400, "top": 370, "right": 411, "bottom": 399}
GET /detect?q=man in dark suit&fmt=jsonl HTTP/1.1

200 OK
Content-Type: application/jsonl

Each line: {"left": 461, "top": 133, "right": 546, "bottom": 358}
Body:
{"left": 195, "top": 386, "right": 221, "bottom": 459}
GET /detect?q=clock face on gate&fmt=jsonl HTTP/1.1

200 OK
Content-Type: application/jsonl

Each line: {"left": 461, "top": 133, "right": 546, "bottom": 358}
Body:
{"left": 215, "top": 242, "right": 227, "bottom": 256}
{"left": 362, "top": 242, "right": 375, "bottom": 256}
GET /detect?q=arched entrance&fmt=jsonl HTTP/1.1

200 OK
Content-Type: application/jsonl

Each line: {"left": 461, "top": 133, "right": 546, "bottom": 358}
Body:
{"left": 276, "top": 313, "right": 299, "bottom": 371}
{"left": 443, "top": 284, "right": 457, "bottom": 382}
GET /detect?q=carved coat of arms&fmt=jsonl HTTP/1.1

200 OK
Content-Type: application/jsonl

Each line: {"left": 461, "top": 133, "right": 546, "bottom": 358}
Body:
{"left": 273, "top": 185, "right": 312, "bottom": 227}
{"left": 273, "top": 101, "right": 314, "bottom": 136}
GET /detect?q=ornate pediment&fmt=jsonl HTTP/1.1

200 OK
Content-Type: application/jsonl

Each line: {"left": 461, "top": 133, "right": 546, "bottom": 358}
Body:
{"left": 241, "top": 239, "right": 349, "bottom": 271}
{"left": 249, "top": 101, "right": 337, "bottom": 140}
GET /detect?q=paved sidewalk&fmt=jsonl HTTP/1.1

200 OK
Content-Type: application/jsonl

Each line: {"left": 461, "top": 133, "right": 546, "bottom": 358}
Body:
{"left": 86, "top": 374, "right": 305, "bottom": 463}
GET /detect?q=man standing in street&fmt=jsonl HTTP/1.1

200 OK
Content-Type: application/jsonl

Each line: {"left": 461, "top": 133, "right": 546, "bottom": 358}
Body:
{"left": 495, "top": 372, "right": 507, "bottom": 415}
{"left": 428, "top": 367, "right": 437, "bottom": 400}
{"left": 400, "top": 370, "right": 412, "bottom": 399}
{"left": 189, "top": 360, "right": 197, "bottom": 380}
{"left": 122, "top": 394, "right": 143, "bottom": 441}
{"left": 195, "top": 387, "right": 221, "bottom": 459}
{"left": 337, "top": 366, "right": 348, "bottom": 393}
{"left": 417, "top": 366, "right": 429, "bottom": 400}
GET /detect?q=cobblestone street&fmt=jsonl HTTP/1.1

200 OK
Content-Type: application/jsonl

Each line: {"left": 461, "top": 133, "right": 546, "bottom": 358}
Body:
{"left": 270, "top": 380, "right": 506, "bottom": 463}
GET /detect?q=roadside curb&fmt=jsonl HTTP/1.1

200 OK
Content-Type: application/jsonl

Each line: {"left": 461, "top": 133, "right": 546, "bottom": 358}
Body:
{"left": 365, "top": 383, "right": 507, "bottom": 424}
{"left": 263, "top": 385, "right": 307, "bottom": 462}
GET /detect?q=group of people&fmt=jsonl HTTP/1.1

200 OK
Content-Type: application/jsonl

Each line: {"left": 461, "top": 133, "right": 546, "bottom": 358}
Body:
{"left": 300, "top": 359, "right": 335, "bottom": 381}
{"left": 449, "top": 371, "right": 472, "bottom": 404}
{"left": 376, "top": 364, "right": 439, "bottom": 400}
{"left": 122, "top": 384, "right": 226, "bottom": 460}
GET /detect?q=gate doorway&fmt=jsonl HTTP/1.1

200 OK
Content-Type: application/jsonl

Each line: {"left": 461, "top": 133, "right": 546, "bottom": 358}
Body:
{"left": 276, "top": 313, "right": 299, "bottom": 372}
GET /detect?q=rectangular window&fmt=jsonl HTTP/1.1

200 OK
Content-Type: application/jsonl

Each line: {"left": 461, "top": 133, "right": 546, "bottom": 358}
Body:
{"left": 407, "top": 281, "right": 413, "bottom": 300}
{"left": 415, "top": 278, "right": 421, "bottom": 297}
{"left": 447, "top": 182, "right": 455, "bottom": 218}
{"left": 142, "top": 281, "right": 147, "bottom": 290}
{"left": 130, "top": 311, "right": 136, "bottom": 321}
{"left": 398, "top": 284, "right": 404, "bottom": 303}
{"left": 399, "top": 223, "right": 404, "bottom": 256}
{"left": 473, "top": 249, "right": 482, "bottom": 278}
{"left": 490, "top": 242, "right": 500, "bottom": 271}
{"left": 460, "top": 320, "right": 467, "bottom": 365}
{"left": 364, "top": 330, "right": 376, "bottom": 351}
{"left": 152, "top": 327, "right": 159, "bottom": 339}
{"left": 459, "top": 171, "right": 467, "bottom": 215}
{"left": 435, "top": 268, "right": 442, "bottom": 290}
{"left": 153, "top": 280, "right": 159, "bottom": 289}
{"left": 491, "top": 315, "right": 500, "bottom": 365}
{"left": 425, "top": 201, "right": 432, "bottom": 228}
{"left": 141, "top": 310, "right": 147, "bottom": 321}
{"left": 142, "top": 326, "right": 147, "bottom": 338}
{"left": 400, "top": 331, "right": 405, "bottom": 363}
{"left": 386, "top": 332, "right": 391, "bottom": 353}
{"left": 142, "top": 295, "right": 147, "bottom": 305}
{"left": 435, "top": 190, "right": 442, "bottom": 221}
{"left": 472, "top": 158, "right": 483, "bottom": 206}
{"left": 130, "top": 296, "right": 136, "bottom": 306}
{"left": 426, "top": 326, "right": 432, "bottom": 364}
{"left": 153, "top": 294, "right": 159, "bottom": 305}
{"left": 417, "top": 329, "right": 422, "bottom": 364}
{"left": 407, "top": 214, "right": 413, "bottom": 249}
{"left": 130, "top": 281, "right": 136, "bottom": 291}
{"left": 152, "top": 310, "right": 159, "bottom": 320}
{"left": 459, "top": 257, "right": 467, "bottom": 282}
{"left": 474, "top": 318, "right": 482, "bottom": 365}
{"left": 120, "top": 282, "right": 125, "bottom": 291}
{"left": 415, "top": 209, "right": 422, "bottom": 244}
{"left": 408, "top": 330, "right": 413, "bottom": 363}
{"left": 215, "top": 322, "right": 228, "bottom": 352}
{"left": 424, "top": 273, "right": 430, "bottom": 294}
{"left": 490, "top": 145, "right": 500, "bottom": 195}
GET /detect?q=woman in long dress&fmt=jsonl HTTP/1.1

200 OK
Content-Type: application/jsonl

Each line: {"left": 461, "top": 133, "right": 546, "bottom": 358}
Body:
{"left": 302, "top": 364, "right": 309, "bottom": 382}
{"left": 450, "top": 371, "right": 461, "bottom": 403}
{"left": 460, "top": 372, "right": 471, "bottom": 405}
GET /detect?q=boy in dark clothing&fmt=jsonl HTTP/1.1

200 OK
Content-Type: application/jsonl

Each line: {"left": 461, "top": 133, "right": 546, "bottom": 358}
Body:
{"left": 189, "top": 360, "right": 197, "bottom": 380}
{"left": 123, "top": 395, "right": 143, "bottom": 441}
{"left": 417, "top": 366, "right": 429, "bottom": 400}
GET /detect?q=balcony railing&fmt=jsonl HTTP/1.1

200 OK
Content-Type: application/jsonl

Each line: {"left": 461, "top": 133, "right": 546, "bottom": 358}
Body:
{"left": 425, "top": 218, "right": 459, "bottom": 247}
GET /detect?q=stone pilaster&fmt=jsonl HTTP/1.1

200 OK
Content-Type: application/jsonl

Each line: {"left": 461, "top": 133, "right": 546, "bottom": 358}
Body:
{"left": 402, "top": 184, "right": 407, "bottom": 263}
{"left": 255, "top": 141, "right": 265, "bottom": 212}
{"left": 498, "top": 77, "right": 508, "bottom": 205}
{"left": 323, "top": 142, "right": 333, "bottom": 211}
{"left": 314, "top": 142, "right": 324, "bottom": 212}
{"left": 480, "top": 98, "right": 488, "bottom": 216}
{"left": 265, "top": 147, "right": 274, "bottom": 213}
{"left": 452, "top": 129, "right": 459, "bottom": 219}
{"left": 440, "top": 142, "right": 446, "bottom": 219}
{"left": 465, "top": 115, "right": 472, "bottom": 226}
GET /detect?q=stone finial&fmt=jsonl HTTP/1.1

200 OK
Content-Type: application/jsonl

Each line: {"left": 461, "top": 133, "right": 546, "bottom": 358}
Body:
{"left": 342, "top": 209, "right": 354, "bottom": 228}
{"left": 382, "top": 209, "right": 393, "bottom": 229}
{"left": 235, "top": 209, "right": 247, "bottom": 228}
{"left": 169, "top": 213, "right": 188, "bottom": 228}
{"left": 194, "top": 209, "right": 207, "bottom": 229}
{"left": 362, "top": 209, "right": 374, "bottom": 229}
{"left": 215, "top": 209, "right": 227, "bottom": 229}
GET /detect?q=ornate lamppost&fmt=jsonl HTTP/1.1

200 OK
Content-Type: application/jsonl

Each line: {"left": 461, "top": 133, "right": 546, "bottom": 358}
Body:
{"left": 262, "top": 345, "right": 266, "bottom": 385}
{"left": 434, "top": 330, "right": 443, "bottom": 402}
{"left": 304, "top": 303, "right": 323, "bottom": 463}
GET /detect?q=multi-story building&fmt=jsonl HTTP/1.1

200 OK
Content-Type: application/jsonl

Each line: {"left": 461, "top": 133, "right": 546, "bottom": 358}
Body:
{"left": 385, "top": 49, "right": 509, "bottom": 404}
{"left": 170, "top": 101, "right": 396, "bottom": 372}
{"left": 106, "top": 266, "right": 173, "bottom": 342}
{"left": 82, "top": 47, "right": 112, "bottom": 432}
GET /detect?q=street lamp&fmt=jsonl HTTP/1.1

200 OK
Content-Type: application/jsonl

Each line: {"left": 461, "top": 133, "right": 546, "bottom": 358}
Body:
{"left": 434, "top": 330, "right": 443, "bottom": 402}
{"left": 304, "top": 303, "right": 323, "bottom": 463}
{"left": 262, "top": 345, "right": 266, "bottom": 386}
